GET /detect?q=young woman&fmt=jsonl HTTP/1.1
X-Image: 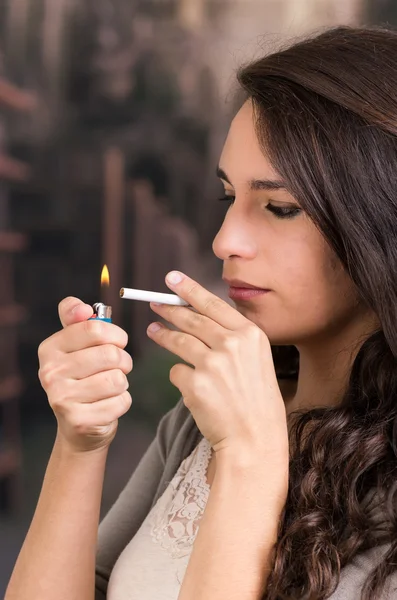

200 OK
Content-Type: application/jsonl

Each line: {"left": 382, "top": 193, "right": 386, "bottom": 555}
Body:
{"left": 6, "top": 24, "right": 397, "bottom": 600}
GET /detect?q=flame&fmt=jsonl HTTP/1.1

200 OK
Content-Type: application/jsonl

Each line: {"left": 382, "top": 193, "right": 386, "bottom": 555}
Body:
{"left": 101, "top": 264, "right": 110, "bottom": 287}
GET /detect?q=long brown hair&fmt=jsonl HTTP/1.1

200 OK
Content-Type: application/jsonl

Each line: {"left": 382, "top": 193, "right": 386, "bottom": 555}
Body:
{"left": 236, "top": 25, "right": 397, "bottom": 599}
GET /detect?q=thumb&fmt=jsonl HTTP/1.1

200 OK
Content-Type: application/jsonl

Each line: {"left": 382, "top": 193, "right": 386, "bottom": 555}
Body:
{"left": 58, "top": 296, "right": 94, "bottom": 329}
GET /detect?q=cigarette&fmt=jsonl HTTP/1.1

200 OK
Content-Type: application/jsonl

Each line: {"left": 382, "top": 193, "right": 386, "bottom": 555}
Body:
{"left": 120, "top": 287, "right": 190, "bottom": 306}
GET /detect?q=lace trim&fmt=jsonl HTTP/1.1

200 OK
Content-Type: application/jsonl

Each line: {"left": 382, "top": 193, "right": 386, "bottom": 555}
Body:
{"left": 149, "top": 437, "right": 213, "bottom": 559}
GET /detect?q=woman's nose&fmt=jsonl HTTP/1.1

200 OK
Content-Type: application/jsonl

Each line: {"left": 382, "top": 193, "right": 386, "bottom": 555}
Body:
{"left": 212, "top": 213, "right": 257, "bottom": 261}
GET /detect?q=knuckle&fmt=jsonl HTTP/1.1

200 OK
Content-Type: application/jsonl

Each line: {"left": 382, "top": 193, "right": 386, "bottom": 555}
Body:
{"left": 169, "top": 363, "right": 180, "bottom": 383}
{"left": 108, "top": 369, "right": 127, "bottom": 392}
{"left": 222, "top": 334, "right": 240, "bottom": 353}
{"left": 123, "top": 352, "right": 134, "bottom": 373}
{"left": 48, "top": 395, "right": 61, "bottom": 412}
{"left": 102, "top": 344, "right": 120, "bottom": 366}
{"left": 115, "top": 326, "right": 128, "bottom": 348}
{"left": 38, "top": 336, "right": 58, "bottom": 362}
{"left": 106, "top": 392, "right": 132, "bottom": 422}
{"left": 112, "top": 369, "right": 125, "bottom": 388}
{"left": 74, "top": 423, "right": 88, "bottom": 435}
{"left": 186, "top": 283, "right": 200, "bottom": 299}
{"left": 175, "top": 333, "right": 187, "bottom": 348}
{"left": 262, "top": 329, "right": 271, "bottom": 346}
{"left": 39, "top": 363, "right": 57, "bottom": 388}
{"left": 192, "top": 374, "right": 207, "bottom": 398}
{"left": 69, "top": 413, "right": 87, "bottom": 435}
{"left": 200, "top": 353, "right": 213, "bottom": 371}
{"left": 209, "top": 354, "right": 224, "bottom": 373}
{"left": 119, "top": 391, "right": 132, "bottom": 413}
{"left": 49, "top": 396, "right": 68, "bottom": 416}
{"left": 50, "top": 396, "right": 68, "bottom": 416}
{"left": 203, "top": 297, "right": 223, "bottom": 313}
{"left": 37, "top": 339, "right": 48, "bottom": 361}
{"left": 84, "top": 319, "right": 106, "bottom": 342}
{"left": 187, "top": 312, "right": 203, "bottom": 329}
{"left": 242, "top": 323, "right": 264, "bottom": 342}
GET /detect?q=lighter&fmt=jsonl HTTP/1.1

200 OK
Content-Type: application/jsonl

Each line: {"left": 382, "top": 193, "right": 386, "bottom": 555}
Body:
{"left": 88, "top": 302, "right": 112, "bottom": 323}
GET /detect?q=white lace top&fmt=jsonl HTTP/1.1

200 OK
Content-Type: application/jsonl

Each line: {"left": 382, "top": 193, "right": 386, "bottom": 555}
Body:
{"left": 107, "top": 436, "right": 213, "bottom": 600}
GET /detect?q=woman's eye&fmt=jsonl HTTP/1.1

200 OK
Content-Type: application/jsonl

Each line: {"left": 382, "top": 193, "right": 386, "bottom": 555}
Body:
{"left": 266, "top": 204, "right": 301, "bottom": 219}
{"left": 218, "top": 196, "right": 301, "bottom": 220}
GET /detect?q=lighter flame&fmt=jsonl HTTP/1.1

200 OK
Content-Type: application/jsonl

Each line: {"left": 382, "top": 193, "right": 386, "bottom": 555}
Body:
{"left": 101, "top": 264, "right": 110, "bottom": 287}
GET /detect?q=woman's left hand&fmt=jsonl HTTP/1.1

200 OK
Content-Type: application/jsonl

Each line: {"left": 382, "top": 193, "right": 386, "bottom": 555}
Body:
{"left": 147, "top": 271, "right": 289, "bottom": 486}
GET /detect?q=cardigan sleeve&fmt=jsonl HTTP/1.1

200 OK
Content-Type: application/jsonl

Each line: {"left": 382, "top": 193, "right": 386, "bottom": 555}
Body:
{"left": 330, "top": 542, "right": 396, "bottom": 599}
{"left": 94, "top": 397, "right": 188, "bottom": 600}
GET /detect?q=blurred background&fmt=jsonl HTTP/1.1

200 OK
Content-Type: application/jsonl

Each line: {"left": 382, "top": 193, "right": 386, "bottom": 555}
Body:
{"left": 0, "top": 0, "right": 394, "bottom": 593}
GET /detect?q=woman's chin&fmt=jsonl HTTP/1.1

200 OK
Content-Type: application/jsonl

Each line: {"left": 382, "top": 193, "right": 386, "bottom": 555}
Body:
{"left": 238, "top": 312, "right": 298, "bottom": 346}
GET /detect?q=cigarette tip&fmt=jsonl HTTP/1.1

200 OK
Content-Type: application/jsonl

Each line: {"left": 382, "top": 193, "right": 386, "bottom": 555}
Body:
{"left": 119, "top": 288, "right": 125, "bottom": 298}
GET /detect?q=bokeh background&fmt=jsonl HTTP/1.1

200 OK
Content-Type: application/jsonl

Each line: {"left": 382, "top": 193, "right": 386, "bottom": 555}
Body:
{"left": 0, "top": 0, "right": 395, "bottom": 593}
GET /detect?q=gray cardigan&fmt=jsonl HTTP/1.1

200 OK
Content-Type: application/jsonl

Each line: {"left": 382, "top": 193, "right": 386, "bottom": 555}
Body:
{"left": 95, "top": 398, "right": 396, "bottom": 599}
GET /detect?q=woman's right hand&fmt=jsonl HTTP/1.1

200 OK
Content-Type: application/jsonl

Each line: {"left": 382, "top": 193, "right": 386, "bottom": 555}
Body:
{"left": 38, "top": 297, "right": 133, "bottom": 453}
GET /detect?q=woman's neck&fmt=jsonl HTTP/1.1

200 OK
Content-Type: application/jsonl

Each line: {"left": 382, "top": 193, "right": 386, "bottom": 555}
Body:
{"left": 282, "top": 314, "right": 379, "bottom": 417}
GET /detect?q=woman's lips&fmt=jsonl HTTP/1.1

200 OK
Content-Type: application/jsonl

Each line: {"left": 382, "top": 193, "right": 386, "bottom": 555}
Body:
{"left": 228, "top": 287, "right": 270, "bottom": 301}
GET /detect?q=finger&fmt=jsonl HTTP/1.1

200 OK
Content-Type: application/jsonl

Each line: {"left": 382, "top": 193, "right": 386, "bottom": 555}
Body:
{"left": 61, "top": 368, "right": 130, "bottom": 404}
{"left": 147, "top": 322, "right": 207, "bottom": 367}
{"left": 39, "top": 319, "right": 128, "bottom": 358}
{"left": 150, "top": 302, "right": 223, "bottom": 349}
{"left": 63, "top": 345, "right": 133, "bottom": 380}
{"left": 58, "top": 296, "right": 94, "bottom": 329}
{"left": 164, "top": 271, "right": 247, "bottom": 330}
{"left": 64, "top": 391, "right": 132, "bottom": 428}
{"left": 169, "top": 363, "right": 193, "bottom": 398}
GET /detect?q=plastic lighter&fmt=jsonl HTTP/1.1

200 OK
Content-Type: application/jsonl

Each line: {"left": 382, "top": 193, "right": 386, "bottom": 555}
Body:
{"left": 88, "top": 302, "right": 112, "bottom": 323}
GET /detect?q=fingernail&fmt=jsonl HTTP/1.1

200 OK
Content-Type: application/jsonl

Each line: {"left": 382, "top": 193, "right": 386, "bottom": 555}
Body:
{"left": 71, "top": 305, "right": 80, "bottom": 316}
{"left": 166, "top": 271, "right": 183, "bottom": 285}
{"left": 148, "top": 322, "right": 161, "bottom": 333}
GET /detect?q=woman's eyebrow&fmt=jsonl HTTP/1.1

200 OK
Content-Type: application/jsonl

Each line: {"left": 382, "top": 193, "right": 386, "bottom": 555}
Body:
{"left": 216, "top": 165, "right": 287, "bottom": 191}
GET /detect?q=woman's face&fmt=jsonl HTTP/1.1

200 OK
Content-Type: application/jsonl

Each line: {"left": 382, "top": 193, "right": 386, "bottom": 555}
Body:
{"left": 212, "top": 100, "right": 368, "bottom": 346}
